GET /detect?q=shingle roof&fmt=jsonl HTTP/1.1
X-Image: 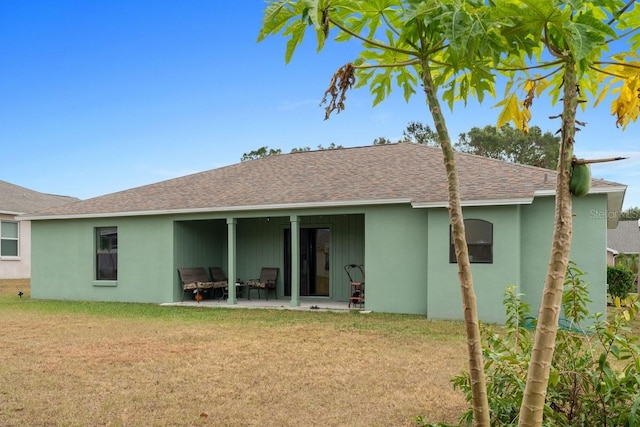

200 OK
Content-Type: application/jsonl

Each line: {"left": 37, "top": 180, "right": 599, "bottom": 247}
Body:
{"left": 0, "top": 180, "right": 79, "bottom": 215}
{"left": 22, "top": 143, "right": 624, "bottom": 219}
{"left": 607, "top": 220, "right": 640, "bottom": 254}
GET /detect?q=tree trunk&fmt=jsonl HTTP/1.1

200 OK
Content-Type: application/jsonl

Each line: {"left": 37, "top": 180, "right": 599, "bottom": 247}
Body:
{"left": 518, "top": 59, "right": 578, "bottom": 426}
{"left": 421, "top": 64, "right": 490, "bottom": 427}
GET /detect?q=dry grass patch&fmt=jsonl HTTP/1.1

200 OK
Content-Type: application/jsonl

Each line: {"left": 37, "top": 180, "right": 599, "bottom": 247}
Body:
{"left": 0, "top": 281, "right": 469, "bottom": 426}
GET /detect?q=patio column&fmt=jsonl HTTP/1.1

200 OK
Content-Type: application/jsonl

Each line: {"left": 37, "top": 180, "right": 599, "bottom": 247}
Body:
{"left": 226, "top": 218, "right": 237, "bottom": 305}
{"left": 290, "top": 215, "right": 301, "bottom": 307}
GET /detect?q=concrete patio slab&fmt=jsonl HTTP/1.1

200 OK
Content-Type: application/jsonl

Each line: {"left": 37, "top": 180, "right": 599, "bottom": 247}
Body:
{"left": 160, "top": 298, "right": 358, "bottom": 312}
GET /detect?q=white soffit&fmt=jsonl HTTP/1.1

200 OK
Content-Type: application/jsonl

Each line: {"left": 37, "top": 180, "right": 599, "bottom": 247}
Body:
{"left": 412, "top": 198, "right": 534, "bottom": 209}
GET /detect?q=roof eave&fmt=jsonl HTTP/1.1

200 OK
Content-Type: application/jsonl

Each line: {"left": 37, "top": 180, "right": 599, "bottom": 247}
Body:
{"left": 535, "top": 185, "right": 627, "bottom": 229}
{"left": 20, "top": 198, "right": 413, "bottom": 221}
{"left": 412, "top": 197, "right": 534, "bottom": 209}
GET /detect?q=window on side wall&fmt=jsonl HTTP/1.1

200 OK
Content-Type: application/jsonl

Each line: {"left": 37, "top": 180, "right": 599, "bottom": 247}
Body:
{"left": 0, "top": 221, "right": 19, "bottom": 257}
{"left": 96, "top": 227, "right": 117, "bottom": 280}
{"left": 450, "top": 219, "right": 493, "bottom": 263}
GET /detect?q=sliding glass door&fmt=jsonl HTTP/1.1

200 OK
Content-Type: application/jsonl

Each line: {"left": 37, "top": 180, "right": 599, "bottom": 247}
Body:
{"left": 284, "top": 228, "right": 330, "bottom": 297}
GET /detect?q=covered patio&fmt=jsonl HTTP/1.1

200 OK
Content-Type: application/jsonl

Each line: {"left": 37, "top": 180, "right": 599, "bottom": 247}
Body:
{"left": 173, "top": 213, "right": 365, "bottom": 306}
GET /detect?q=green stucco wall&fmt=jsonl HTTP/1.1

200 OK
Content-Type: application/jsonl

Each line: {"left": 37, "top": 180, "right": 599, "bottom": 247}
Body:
{"left": 31, "top": 210, "right": 366, "bottom": 304}
{"left": 364, "top": 205, "right": 429, "bottom": 315}
{"left": 426, "top": 205, "right": 522, "bottom": 323}
{"left": 32, "top": 216, "right": 174, "bottom": 303}
{"left": 29, "top": 195, "right": 609, "bottom": 320}
{"left": 520, "top": 194, "right": 608, "bottom": 319}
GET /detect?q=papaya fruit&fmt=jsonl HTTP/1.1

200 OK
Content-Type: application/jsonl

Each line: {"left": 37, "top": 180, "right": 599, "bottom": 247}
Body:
{"left": 570, "top": 163, "right": 591, "bottom": 197}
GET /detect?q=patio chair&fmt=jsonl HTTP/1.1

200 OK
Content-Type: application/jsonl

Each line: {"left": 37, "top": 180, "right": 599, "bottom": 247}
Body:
{"left": 247, "top": 267, "right": 278, "bottom": 300}
{"left": 208, "top": 267, "right": 230, "bottom": 300}
{"left": 344, "top": 264, "right": 365, "bottom": 309}
{"left": 177, "top": 267, "right": 220, "bottom": 302}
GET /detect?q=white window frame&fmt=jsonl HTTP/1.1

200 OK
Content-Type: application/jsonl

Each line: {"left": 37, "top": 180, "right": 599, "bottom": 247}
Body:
{"left": 96, "top": 227, "right": 118, "bottom": 280}
{"left": 0, "top": 220, "right": 20, "bottom": 259}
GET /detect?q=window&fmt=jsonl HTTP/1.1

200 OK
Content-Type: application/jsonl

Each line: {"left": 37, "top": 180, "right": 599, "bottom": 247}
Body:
{"left": 450, "top": 219, "right": 493, "bottom": 263}
{"left": 96, "top": 227, "right": 117, "bottom": 280}
{"left": 1, "top": 221, "right": 19, "bottom": 257}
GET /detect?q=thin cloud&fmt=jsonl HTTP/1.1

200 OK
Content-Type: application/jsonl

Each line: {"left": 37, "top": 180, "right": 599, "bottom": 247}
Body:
{"left": 277, "top": 98, "right": 319, "bottom": 111}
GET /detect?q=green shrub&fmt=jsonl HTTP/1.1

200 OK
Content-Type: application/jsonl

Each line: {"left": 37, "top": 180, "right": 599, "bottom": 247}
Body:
{"left": 608, "top": 265, "right": 635, "bottom": 299}
{"left": 615, "top": 253, "right": 639, "bottom": 276}
{"left": 440, "top": 262, "right": 640, "bottom": 427}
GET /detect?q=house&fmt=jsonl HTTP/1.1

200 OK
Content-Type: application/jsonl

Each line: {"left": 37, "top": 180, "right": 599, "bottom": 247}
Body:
{"left": 0, "top": 180, "right": 78, "bottom": 279}
{"left": 22, "top": 143, "right": 626, "bottom": 322}
{"left": 606, "top": 248, "right": 618, "bottom": 266}
{"left": 607, "top": 220, "right": 640, "bottom": 260}
{"left": 607, "top": 219, "right": 640, "bottom": 290}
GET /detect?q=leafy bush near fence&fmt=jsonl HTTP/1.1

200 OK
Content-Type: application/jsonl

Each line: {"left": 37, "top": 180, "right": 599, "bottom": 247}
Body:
{"left": 438, "top": 262, "right": 640, "bottom": 427}
{"left": 608, "top": 265, "right": 635, "bottom": 299}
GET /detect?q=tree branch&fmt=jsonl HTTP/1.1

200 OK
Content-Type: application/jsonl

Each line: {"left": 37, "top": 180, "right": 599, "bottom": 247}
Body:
{"left": 425, "top": 38, "right": 449, "bottom": 57}
{"left": 608, "top": 0, "right": 637, "bottom": 25}
{"left": 574, "top": 156, "right": 628, "bottom": 165}
{"left": 544, "top": 24, "right": 565, "bottom": 58}
{"left": 329, "top": 18, "right": 416, "bottom": 57}
{"left": 594, "top": 61, "right": 640, "bottom": 71}
{"left": 588, "top": 65, "right": 626, "bottom": 79}
{"left": 355, "top": 58, "right": 421, "bottom": 70}
{"left": 534, "top": 66, "right": 563, "bottom": 82}
{"left": 606, "top": 26, "right": 640, "bottom": 43}
{"left": 496, "top": 60, "right": 563, "bottom": 73}
{"left": 380, "top": 11, "right": 401, "bottom": 39}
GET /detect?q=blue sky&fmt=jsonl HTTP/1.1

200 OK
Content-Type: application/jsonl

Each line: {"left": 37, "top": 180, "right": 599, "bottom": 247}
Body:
{"left": 1, "top": 1, "right": 638, "bottom": 208}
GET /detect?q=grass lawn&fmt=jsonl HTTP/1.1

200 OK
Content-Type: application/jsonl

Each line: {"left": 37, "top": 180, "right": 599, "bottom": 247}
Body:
{"left": 0, "top": 280, "right": 469, "bottom": 427}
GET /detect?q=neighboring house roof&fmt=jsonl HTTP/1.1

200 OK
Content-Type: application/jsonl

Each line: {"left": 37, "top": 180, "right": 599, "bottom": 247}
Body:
{"left": 21, "top": 143, "right": 625, "bottom": 221}
{"left": 607, "top": 220, "right": 640, "bottom": 254}
{"left": 0, "top": 180, "right": 79, "bottom": 215}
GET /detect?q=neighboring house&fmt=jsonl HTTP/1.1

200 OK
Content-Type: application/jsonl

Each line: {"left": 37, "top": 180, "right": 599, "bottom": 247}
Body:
{"left": 0, "top": 180, "right": 78, "bottom": 279}
{"left": 607, "top": 219, "right": 640, "bottom": 290}
{"left": 607, "top": 220, "right": 640, "bottom": 259}
{"left": 22, "top": 143, "right": 626, "bottom": 322}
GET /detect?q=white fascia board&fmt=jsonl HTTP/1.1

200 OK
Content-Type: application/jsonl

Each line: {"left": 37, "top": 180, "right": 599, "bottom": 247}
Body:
{"left": 592, "top": 185, "right": 628, "bottom": 194}
{"left": 21, "top": 198, "right": 412, "bottom": 221}
{"left": 0, "top": 210, "right": 23, "bottom": 216}
{"left": 534, "top": 185, "right": 627, "bottom": 197}
{"left": 412, "top": 197, "right": 534, "bottom": 209}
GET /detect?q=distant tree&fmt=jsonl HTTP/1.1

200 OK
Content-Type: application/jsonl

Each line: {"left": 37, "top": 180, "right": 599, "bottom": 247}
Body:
{"left": 456, "top": 124, "right": 560, "bottom": 169}
{"left": 620, "top": 207, "right": 640, "bottom": 221}
{"left": 373, "top": 121, "right": 438, "bottom": 146}
{"left": 291, "top": 143, "right": 344, "bottom": 152}
{"left": 372, "top": 137, "right": 393, "bottom": 145}
{"left": 322, "top": 142, "right": 344, "bottom": 150}
{"left": 243, "top": 143, "right": 344, "bottom": 160}
{"left": 240, "top": 146, "right": 282, "bottom": 162}
{"left": 401, "top": 121, "right": 438, "bottom": 145}
{"left": 376, "top": 122, "right": 558, "bottom": 169}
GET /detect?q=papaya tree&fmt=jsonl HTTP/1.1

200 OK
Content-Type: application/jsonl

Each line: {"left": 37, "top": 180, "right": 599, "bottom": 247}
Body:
{"left": 487, "top": 1, "right": 640, "bottom": 425}
{"left": 259, "top": 1, "right": 504, "bottom": 425}
{"left": 259, "top": 0, "right": 640, "bottom": 426}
